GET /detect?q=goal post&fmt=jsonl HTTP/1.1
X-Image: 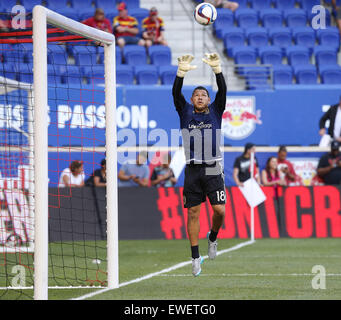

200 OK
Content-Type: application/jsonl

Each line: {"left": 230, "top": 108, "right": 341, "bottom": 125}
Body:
{"left": 32, "top": 5, "right": 118, "bottom": 300}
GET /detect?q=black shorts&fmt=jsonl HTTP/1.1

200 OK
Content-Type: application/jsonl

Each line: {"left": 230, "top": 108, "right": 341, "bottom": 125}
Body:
{"left": 183, "top": 162, "right": 226, "bottom": 208}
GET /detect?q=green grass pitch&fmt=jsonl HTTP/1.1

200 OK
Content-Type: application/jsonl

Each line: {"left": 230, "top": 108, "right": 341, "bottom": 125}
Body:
{"left": 1, "top": 238, "right": 341, "bottom": 300}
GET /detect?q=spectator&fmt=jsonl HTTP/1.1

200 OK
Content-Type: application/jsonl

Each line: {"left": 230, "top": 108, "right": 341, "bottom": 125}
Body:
{"left": 317, "top": 140, "right": 341, "bottom": 185}
{"left": 118, "top": 151, "right": 149, "bottom": 187}
{"left": 261, "top": 156, "right": 286, "bottom": 187}
{"left": 319, "top": 96, "right": 341, "bottom": 144}
{"left": 150, "top": 152, "right": 177, "bottom": 187}
{"left": 58, "top": 160, "right": 85, "bottom": 188}
{"left": 93, "top": 159, "right": 107, "bottom": 187}
{"left": 0, "top": 19, "right": 9, "bottom": 32}
{"left": 82, "top": 8, "right": 113, "bottom": 33}
{"left": 142, "top": 7, "right": 168, "bottom": 48}
{"left": 277, "top": 146, "right": 302, "bottom": 186}
{"left": 113, "top": 2, "right": 145, "bottom": 49}
{"left": 233, "top": 143, "right": 261, "bottom": 187}
{"left": 205, "top": 0, "right": 239, "bottom": 12}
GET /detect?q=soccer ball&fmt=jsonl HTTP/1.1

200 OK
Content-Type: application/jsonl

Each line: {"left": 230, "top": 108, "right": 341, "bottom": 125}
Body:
{"left": 194, "top": 3, "right": 217, "bottom": 26}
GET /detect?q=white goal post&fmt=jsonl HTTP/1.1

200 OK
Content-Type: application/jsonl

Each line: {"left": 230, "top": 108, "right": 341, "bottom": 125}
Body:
{"left": 32, "top": 5, "right": 118, "bottom": 300}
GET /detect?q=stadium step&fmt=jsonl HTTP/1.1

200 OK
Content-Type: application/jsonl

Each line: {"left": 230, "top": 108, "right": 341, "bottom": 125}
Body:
{"left": 140, "top": 0, "right": 239, "bottom": 87}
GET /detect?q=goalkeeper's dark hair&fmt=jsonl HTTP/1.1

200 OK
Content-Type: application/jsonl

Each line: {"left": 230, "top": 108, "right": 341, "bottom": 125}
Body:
{"left": 192, "top": 86, "right": 210, "bottom": 97}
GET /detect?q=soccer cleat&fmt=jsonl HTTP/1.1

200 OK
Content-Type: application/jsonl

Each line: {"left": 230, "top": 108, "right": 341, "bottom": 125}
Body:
{"left": 207, "top": 231, "right": 218, "bottom": 260}
{"left": 192, "top": 256, "right": 204, "bottom": 277}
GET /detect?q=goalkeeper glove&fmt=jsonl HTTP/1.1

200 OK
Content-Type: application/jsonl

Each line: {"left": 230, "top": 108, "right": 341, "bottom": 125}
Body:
{"left": 202, "top": 52, "right": 222, "bottom": 74}
{"left": 177, "top": 54, "right": 197, "bottom": 78}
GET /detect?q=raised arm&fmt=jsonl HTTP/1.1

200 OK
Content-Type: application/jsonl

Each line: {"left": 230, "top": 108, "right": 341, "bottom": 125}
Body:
{"left": 172, "top": 75, "right": 186, "bottom": 112}
{"left": 203, "top": 53, "right": 226, "bottom": 111}
{"left": 214, "top": 72, "right": 227, "bottom": 111}
{"left": 172, "top": 54, "right": 197, "bottom": 112}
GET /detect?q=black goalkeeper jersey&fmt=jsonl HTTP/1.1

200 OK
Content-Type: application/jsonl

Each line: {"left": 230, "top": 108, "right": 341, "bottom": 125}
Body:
{"left": 172, "top": 73, "right": 227, "bottom": 164}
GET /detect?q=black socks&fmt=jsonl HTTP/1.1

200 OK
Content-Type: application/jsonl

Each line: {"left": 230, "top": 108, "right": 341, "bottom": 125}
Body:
{"left": 209, "top": 230, "right": 218, "bottom": 242}
{"left": 191, "top": 245, "right": 199, "bottom": 259}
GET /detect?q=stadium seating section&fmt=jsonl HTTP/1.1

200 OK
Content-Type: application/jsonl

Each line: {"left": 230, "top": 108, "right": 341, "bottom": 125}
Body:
{"left": 1, "top": 0, "right": 341, "bottom": 87}
{"left": 0, "top": 0, "right": 177, "bottom": 85}
{"left": 208, "top": 0, "right": 340, "bottom": 87}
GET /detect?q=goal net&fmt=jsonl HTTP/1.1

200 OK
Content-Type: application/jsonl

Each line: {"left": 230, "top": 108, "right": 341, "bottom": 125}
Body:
{"left": 0, "top": 6, "right": 118, "bottom": 300}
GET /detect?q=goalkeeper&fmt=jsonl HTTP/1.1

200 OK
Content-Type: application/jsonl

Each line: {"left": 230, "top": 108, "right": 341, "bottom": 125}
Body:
{"left": 172, "top": 53, "right": 227, "bottom": 277}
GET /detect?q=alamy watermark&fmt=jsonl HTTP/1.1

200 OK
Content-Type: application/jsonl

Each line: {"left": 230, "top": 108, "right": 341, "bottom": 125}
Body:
{"left": 311, "top": 265, "right": 326, "bottom": 290}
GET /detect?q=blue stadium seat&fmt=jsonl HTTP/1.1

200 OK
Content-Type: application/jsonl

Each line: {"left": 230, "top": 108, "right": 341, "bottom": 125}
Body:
{"left": 292, "top": 27, "right": 316, "bottom": 53}
{"left": 70, "top": 45, "right": 97, "bottom": 55}
{"left": 47, "top": 65, "right": 63, "bottom": 85}
{"left": 234, "top": 0, "right": 249, "bottom": 7}
{"left": 223, "top": 28, "right": 245, "bottom": 56}
{"left": 158, "top": 65, "right": 177, "bottom": 85}
{"left": 123, "top": 45, "right": 147, "bottom": 65}
{"left": 0, "top": 62, "right": 16, "bottom": 80}
{"left": 273, "top": 0, "right": 296, "bottom": 10}
{"left": 246, "top": 28, "right": 269, "bottom": 48}
{"left": 259, "top": 46, "right": 283, "bottom": 65}
{"left": 249, "top": 0, "right": 272, "bottom": 10}
{"left": 130, "top": 8, "right": 149, "bottom": 26}
{"left": 273, "top": 65, "right": 293, "bottom": 85}
{"left": 300, "top": 0, "right": 320, "bottom": 10}
{"left": 314, "top": 46, "right": 338, "bottom": 66}
{"left": 61, "top": 65, "right": 83, "bottom": 85}
{"left": 134, "top": 65, "right": 158, "bottom": 85}
{"left": 234, "top": 0, "right": 249, "bottom": 8}
{"left": 233, "top": 46, "right": 257, "bottom": 65}
{"left": 13, "top": 43, "right": 33, "bottom": 64}
{"left": 76, "top": 52, "right": 98, "bottom": 66}
{"left": 0, "top": 44, "right": 13, "bottom": 63}
{"left": 284, "top": 9, "right": 307, "bottom": 28}
{"left": 48, "top": 51, "right": 68, "bottom": 65}
{"left": 319, "top": 65, "right": 341, "bottom": 84}
{"left": 235, "top": 8, "right": 259, "bottom": 29}
{"left": 53, "top": 8, "right": 80, "bottom": 21}
{"left": 96, "top": 0, "right": 118, "bottom": 10}
{"left": 21, "top": 0, "right": 43, "bottom": 12}
{"left": 116, "top": 64, "right": 134, "bottom": 84}
{"left": 214, "top": 8, "right": 234, "bottom": 39}
{"left": 316, "top": 27, "right": 340, "bottom": 49}
{"left": 269, "top": 27, "right": 292, "bottom": 50}
{"left": 0, "top": 0, "right": 19, "bottom": 11}
{"left": 286, "top": 45, "right": 311, "bottom": 65}
{"left": 71, "top": 0, "right": 94, "bottom": 9}
{"left": 79, "top": 9, "right": 97, "bottom": 21}
{"left": 106, "top": 10, "right": 119, "bottom": 22}
{"left": 48, "top": 44, "right": 67, "bottom": 53}
{"left": 148, "top": 45, "right": 171, "bottom": 66}
{"left": 294, "top": 64, "right": 318, "bottom": 84}
{"left": 72, "top": 45, "right": 98, "bottom": 65}
{"left": 260, "top": 9, "right": 283, "bottom": 28}
{"left": 15, "top": 63, "right": 34, "bottom": 83}
{"left": 84, "top": 65, "right": 105, "bottom": 85}
{"left": 46, "top": 0, "right": 69, "bottom": 10}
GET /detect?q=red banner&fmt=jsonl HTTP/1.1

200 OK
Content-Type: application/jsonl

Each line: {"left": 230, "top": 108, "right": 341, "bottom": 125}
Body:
{"left": 156, "top": 186, "right": 341, "bottom": 239}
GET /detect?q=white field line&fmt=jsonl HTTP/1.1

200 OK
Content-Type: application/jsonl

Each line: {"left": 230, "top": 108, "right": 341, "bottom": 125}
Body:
{"left": 71, "top": 239, "right": 255, "bottom": 300}
{"left": 159, "top": 273, "right": 341, "bottom": 277}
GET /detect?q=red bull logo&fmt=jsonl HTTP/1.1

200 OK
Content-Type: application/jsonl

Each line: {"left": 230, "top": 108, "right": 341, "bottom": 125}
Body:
{"left": 221, "top": 97, "right": 262, "bottom": 140}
